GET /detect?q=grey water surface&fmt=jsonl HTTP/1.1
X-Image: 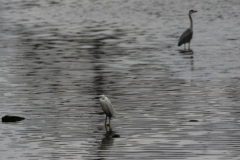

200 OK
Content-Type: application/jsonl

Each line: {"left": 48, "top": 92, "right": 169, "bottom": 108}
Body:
{"left": 0, "top": 0, "right": 240, "bottom": 159}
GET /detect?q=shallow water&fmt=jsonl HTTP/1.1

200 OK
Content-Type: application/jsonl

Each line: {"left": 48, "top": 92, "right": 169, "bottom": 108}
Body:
{"left": 0, "top": 0, "right": 240, "bottom": 159}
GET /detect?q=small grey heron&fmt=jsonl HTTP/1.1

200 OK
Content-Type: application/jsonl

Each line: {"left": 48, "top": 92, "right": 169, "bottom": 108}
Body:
{"left": 178, "top": 10, "right": 197, "bottom": 50}
{"left": 99, "top": 95, "right": 115, "bottom": 126}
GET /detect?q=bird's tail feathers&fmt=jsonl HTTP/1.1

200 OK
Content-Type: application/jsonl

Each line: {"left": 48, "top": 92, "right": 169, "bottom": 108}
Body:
{"left": 111, "top": 106, "right": 116, "bottom": 116}
{"left": 178, "top": 42, "right": 182, "bottom": 46}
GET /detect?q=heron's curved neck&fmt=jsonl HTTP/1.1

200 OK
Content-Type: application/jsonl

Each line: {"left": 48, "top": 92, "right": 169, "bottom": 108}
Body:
{"left": 189, "top": 13, "right": 193, "bottom": 29}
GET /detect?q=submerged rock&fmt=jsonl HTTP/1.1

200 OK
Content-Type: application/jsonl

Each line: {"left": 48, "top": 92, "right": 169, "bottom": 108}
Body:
{"left": 112, "top": 134, "right": 120, "bottom": 138}
{"left": 2, "top": 115, "right": 25, "bottom": 123}
{"left": 189, "top": 119, "right": 199, "bottom": 122}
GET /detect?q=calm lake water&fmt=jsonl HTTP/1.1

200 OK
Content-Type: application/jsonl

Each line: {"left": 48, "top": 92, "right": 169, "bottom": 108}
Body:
{"left": 0, "top": 0, "right": 240, "bottom": 159}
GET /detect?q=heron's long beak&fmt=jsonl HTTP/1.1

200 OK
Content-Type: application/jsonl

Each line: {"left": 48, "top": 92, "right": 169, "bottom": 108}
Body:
{"left": 193, "top": 10, "right": 198, "bottom": 13}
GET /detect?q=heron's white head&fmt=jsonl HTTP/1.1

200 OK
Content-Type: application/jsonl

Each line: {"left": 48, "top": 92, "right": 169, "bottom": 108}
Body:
{"left": 99, "top": 95, "right": 105, "bottom": 100}
{"left": 189, "top": 10, "right": 197, "bottom": 14}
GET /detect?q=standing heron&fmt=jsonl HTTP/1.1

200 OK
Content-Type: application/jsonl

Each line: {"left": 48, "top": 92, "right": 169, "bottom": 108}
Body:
{"left": 99, "top": 95, "right": 115, "bottom": 126}
{"left": 178, "top": 10, "right": 197, "bottom": 50}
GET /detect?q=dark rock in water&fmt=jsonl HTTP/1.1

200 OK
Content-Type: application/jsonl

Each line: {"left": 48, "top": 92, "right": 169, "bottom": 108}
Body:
{"left": 2, "top": 115, "right": 25, "bottom": 122}
{"left": 189, "top": 119, "right": 199, "bottom": 122}
{"left": 112, "top": 134, "right": 120, "bottom": 138}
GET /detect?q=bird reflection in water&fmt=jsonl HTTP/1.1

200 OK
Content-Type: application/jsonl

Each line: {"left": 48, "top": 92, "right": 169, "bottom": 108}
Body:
{"left": 99, "top": 126, "right": 120, "bottom": 151}
{"left": 179, "top": 49, "right": 194, "bottom": 55}
{"left": 179, "top": 49, "right": 194, "bottom": 71}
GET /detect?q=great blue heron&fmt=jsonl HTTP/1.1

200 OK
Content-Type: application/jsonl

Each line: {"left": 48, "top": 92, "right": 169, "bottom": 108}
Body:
{"left": 178, "top": 10, "right": 197, "bottom": 50}
{"left": 99, "top": 95, "right": 115, "bottom": 126}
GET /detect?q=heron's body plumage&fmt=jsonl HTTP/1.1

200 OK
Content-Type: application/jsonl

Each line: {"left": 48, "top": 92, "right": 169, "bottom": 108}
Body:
{"left": 178, "top": 28, "right": 193, "bottom": 46}
{"left": 99, "top": 95, "right": 115, "bottom": 125}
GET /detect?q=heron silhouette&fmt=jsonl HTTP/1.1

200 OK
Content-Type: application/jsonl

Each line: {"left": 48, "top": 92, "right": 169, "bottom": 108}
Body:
{"left": 178, "top": 10, "right": 197, "bottom": 50}
{"left": 99, "top": 95, "right": 115, "bottom": 126}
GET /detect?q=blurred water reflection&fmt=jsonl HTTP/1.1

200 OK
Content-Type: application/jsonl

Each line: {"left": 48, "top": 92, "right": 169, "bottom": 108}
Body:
{"left": 0, "top": 0, "right": 240, "bottom": 160}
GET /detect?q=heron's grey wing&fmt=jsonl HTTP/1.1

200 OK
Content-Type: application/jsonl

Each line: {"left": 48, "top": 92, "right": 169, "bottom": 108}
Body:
{"left": 178, "top": 28, "right": 193, "bottom": 46}
{"left": 100, "top": 99, "right": 110, "bottom": 115}
{"left": 104, "top": 97, "right": 115, "bottom": 116}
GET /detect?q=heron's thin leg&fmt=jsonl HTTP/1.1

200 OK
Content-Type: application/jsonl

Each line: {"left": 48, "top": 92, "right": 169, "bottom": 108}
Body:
{"left": 105, "top": 115, "right": 107, "bottom": 125}
{"left": 188, "top": 42, "right": 191, "bottom": 50}
{"left": 104, "top": 125, "right": 108, "bottom": 132}
{"left": 109, "top": 117, "right": 111, "bottom": 126}
{"left": 184, "top": 44, "right": 186, "bottom": 50}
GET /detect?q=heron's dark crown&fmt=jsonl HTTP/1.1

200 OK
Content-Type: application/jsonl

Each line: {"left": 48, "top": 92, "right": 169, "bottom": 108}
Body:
{"left": 189, "top": 10, "right": 197, "bottom": 14}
